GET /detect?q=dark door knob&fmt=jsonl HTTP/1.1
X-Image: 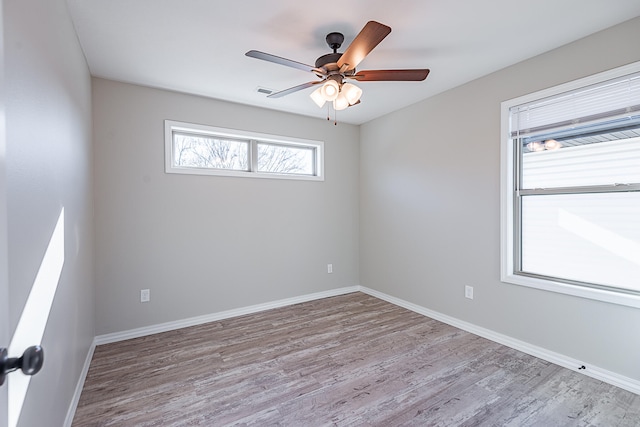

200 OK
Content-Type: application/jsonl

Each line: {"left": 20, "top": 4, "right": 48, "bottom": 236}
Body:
{"left": 0, "top": 345, "right": 44, "bottom": 386}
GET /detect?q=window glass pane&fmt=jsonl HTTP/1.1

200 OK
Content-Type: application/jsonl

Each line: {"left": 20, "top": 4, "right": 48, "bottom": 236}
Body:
{"left": 521, "top": 137, "right": 640, "bottom": 189}
{"left": 521, "top": 193, "right": 640, "bottom": 292}
{"left": 257, "top": 143, "right": 315, "bottom": 175}
{"left": 173, "top": 133, "right": 249, "bottom": 171}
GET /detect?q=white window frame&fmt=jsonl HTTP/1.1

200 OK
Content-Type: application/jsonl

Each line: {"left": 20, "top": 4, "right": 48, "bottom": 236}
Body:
{"left": 500, "top": 61, "right": 640, "bottom": 309}
{"left": 164, "top": 120, "right": 324, "bottom": 181}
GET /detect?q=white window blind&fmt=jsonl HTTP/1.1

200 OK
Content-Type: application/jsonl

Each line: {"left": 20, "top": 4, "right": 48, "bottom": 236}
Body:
{"left": 510, "top": 72, "right": 640, "bottom": 139}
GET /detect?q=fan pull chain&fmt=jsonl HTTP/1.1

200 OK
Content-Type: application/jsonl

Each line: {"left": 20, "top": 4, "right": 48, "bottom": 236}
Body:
{"left": 326, "top": 104, "right": 338, "bottom": 126}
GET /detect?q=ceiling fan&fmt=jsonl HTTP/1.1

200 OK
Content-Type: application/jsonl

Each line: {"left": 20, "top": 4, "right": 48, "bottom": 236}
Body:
{"left": 245, "top": 21, "right": 430, "bottom": 112}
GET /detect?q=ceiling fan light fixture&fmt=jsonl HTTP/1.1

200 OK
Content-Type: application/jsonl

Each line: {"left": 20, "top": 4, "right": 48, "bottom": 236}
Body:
{"left": 320, "top": 79, "right": 340, "bottom": 101}
{"left": 246, "top": 21, "right": 430, "bottom": 122}
{"left": 341, "top": 83, "right": 362, "bottom": 105}
{"left": 310, "top": 86, "right": 326, "bottom": 108}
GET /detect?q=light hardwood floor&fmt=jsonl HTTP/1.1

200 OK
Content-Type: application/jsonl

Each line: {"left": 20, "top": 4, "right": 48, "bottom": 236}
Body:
{"left": 73, "top": 292, "right": 640, "bottom": 426}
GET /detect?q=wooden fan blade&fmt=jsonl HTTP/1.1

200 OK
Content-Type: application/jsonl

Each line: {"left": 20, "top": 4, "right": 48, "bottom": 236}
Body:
{"left": 352, "top": 69, "right": 430, "bottom": 81}
{"left": 267, "top": 81, "right": 322, "bottom": 98}
{"left": 337, "top": 21, "right": 391, "bottom": 72}
{"left": 246, "top": 50, "right": 325, "bottom": 75}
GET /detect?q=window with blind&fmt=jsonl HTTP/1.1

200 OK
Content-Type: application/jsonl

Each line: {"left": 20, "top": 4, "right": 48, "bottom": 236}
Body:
{"left": 500, "top": 62, "right": 640, "bottom": 307}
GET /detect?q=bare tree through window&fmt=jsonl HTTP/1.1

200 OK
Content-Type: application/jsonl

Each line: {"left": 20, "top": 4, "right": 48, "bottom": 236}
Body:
{"left": 257, "top": 143, "right": 314, "bottom": 175}
{"left": 174, "top": 134, "right": 314, "bottom": 175}
{"left": 174, "top": 134, "right": 248, "bottom": 170}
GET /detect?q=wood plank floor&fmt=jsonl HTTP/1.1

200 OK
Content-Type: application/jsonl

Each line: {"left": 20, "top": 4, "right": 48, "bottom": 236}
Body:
{"left": 73, "top": 292, "right": 640, "bottom": 426}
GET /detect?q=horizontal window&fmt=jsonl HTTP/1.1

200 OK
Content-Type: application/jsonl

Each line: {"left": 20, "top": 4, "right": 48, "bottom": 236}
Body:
{"left": 164, "top": 120, "right": 324, "bottom": 181}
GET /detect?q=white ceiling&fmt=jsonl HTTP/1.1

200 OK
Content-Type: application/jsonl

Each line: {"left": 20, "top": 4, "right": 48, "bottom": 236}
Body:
{"left": 66, "top": 0, "right": 640, "bottom": 125}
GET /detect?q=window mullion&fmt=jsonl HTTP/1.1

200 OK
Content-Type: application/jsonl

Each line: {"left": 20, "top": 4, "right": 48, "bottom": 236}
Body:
{"left": 249, "top": 139, "right": 258, "bottom": 172}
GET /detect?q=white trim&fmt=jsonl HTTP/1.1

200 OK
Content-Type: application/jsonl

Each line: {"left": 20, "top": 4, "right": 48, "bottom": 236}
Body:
{"left": 500, "top": 60, "right": 640, "bottom": 309}
{"left": 500, "top": 102, "right": 516, "bottom": 285}
{"left": 359, "top": 286, "right": 640, "bottom": 396}
{"left": 164, "top": 120, "right": 325, "bottom": 181}
{"left": 95, "top": 286, "right": 359, "bottom": 345}
{"left": 63, "top": 339, "right": 97, "bottom": 427}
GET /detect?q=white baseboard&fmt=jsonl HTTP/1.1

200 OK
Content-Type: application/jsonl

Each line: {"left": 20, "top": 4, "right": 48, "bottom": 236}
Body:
{"left": 63, "top": 338, "right": 97, "bottom": 427}
{"left": 359, "top": 286, "right": 640, "bottom": 396}
{"left": 95, "top": 286, "right": 360, "bottom": 345}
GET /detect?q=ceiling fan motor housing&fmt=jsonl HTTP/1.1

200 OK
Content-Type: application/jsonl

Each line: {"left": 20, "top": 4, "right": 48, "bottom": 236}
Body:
{"left": 315, "top": 32, "right": 346, "bottom": 71}
{"left": 315, "top": 52, "right": 342, "bottom": 70}
{"left": 325, "top": 32, "right": 344, "bottom": 51}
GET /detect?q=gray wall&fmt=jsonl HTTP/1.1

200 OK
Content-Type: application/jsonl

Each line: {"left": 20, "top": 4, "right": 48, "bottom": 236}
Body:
{"left": 360, "top": 17, "right": 640, "bottom": 381}
{"left": 4, "top": 0, "right": 95, "bottom": 425}
{"left": 92, "top": 79, "right": 360, "bottom": 335}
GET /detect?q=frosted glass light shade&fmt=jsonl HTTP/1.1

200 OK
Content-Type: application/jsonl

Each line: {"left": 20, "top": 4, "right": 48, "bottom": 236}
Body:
{"left": 341, "top": 83, "right": 362, "bottom": 105}
{"left": 333, "top": 93, "right": 349, "bottom": 111}
{"left": 320, "top": 80, "right": 339, "bottom": 101}
{"left": 310, "top": 86, "right": 326, "bottom": 108}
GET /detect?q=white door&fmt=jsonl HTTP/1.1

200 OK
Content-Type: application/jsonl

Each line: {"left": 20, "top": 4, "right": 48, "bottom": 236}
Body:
{"left": 0, "top": 220, "right": 8, "bottom": 427}
{"left": 1, "top": 0, "right": 10, "bottom": 423}
{"left": 1, "top": 34, "right": 9, "bottom": 427}
{"left": 0, "top": 215, "right": 8, "bottom": 427}
{"left": 0, "top": 277, "right": 7, "bottom": 427}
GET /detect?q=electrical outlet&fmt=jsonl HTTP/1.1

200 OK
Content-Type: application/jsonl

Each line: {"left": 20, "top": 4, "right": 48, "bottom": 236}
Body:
{"left": 327, "top": 264, "right": 333, "bottom": 274}
{"left": 465, "top": 285, "right": 474, "bottom": 300}
{"left": 140, "top": 289, "right": 150, "bottom": 303}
